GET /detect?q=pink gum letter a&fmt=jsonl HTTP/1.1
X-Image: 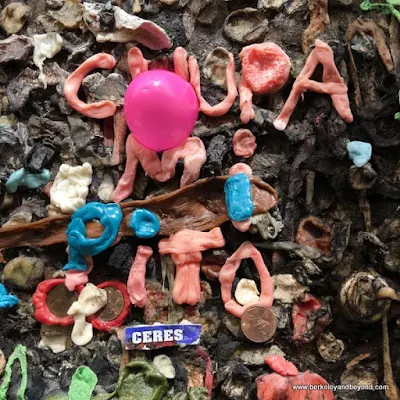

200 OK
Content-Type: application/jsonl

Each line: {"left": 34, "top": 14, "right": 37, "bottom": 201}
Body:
{"left": 219, "top": 242, "right": 274, "bottom": 318}
{"left": 159, "top": 228, "right": 226, "bottom": 305}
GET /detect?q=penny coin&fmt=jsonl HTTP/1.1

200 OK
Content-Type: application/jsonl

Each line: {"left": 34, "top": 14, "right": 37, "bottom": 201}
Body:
{"left": 241, "top": 305, "right": 277, "bottom": 343}
{"left": 94, "top": 287, "right": 124, "bottom": 322}
{"left": 47, "top": 284, "right": 78, "bottom": 318}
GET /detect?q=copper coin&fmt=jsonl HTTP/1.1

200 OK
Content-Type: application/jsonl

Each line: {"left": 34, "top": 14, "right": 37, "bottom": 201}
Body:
{"left": 240, "top": 305, "right": 277, "bottom": 343}
{"left": 47, "top": 284, "right": 78, "bottom": 318}
{"left": 94, "top": 287, "right": 124, "bottom": 322}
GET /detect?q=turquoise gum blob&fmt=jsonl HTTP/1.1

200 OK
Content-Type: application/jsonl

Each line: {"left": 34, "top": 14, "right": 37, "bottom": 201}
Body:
{"left": 6, "top": 168, "right": 50, "bottom": 193}
{"left": 0, "top": 283, "right": 19, "bottom": 308}
{"left": 124, "top": 70, "right": 199, "bottom": 152}
{"left": 130, "top": 208, "right": 160, "bottom": 239}
{"left": 64, "top": 202, "right": 123, "bottom": 271}
{"left": 347, "top": 141, "right": 372, "bottom": 167}
{"left": 224, "top": 173, "right": 254, "bottom": 221}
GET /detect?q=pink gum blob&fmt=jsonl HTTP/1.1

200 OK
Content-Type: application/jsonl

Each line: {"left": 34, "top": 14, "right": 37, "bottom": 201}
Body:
{"left": 124, "top": 70, "right": 199, "bottom": 152}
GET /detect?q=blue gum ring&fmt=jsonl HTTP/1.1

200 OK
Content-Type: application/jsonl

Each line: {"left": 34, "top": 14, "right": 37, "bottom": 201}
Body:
{"left": 130, "top": 208, "right": 160, "bottom": 239}
{"left": 64, "top": 202, "right": 123, "bottom": 271}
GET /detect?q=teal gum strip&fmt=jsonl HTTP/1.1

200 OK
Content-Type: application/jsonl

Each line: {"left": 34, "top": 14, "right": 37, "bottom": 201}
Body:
{"left": 224, "top": 173, "right": 254, "bottom": 221}
{"left": 0, "top": 283, "right": 19, "bottom": 308}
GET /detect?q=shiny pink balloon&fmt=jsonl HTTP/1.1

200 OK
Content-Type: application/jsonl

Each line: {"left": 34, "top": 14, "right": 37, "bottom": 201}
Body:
{"left": 124, "top": 70, "right": 199, "bottom": 152}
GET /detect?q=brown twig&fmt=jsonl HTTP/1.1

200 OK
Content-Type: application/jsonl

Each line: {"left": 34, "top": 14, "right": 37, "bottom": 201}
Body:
{"left": 0, "top": 176, "right": 277, "bottom": 251}
{"left": 302, "top": 0, "right": 330, "bottom": 54}
{"left": 358, "top": 190, "right": 372, "bottom": 233}
{"left": 345, "top": 19, "right": 395, "bottom": 107}
{"left": 382, "top": 314, "right": 400, "bottom": 400}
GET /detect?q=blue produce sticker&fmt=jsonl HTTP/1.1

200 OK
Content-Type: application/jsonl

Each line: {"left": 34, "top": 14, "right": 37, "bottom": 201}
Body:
{"left": 125, "top": 324, "right": 202, "bottom": 350}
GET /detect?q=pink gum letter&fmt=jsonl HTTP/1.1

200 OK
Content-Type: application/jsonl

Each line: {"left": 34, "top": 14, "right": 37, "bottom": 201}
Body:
{"left": 127, "top": 245, "right": 153, "bottom": 307}
{"left": 64, "top": 53, "right": 117, "bottom": 119}
{"left": 219, "top": 242, "right": 274, "bottom": 318}
{"left": 111, "top": 135, "right": 206, "bottom": 203}
{"left": 273, "top": 39, "right": 353, "bottom": 131}
{"left": 159, "top": 228, "right": 225, "bottom": 305}
{"left": 188, "top": 53, "right": 238, "bottom": 117}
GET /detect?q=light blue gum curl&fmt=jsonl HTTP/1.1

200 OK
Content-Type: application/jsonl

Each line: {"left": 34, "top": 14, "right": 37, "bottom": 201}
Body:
{"left": 130, "top": 208, "right": 160, "bottom": 239}
{"left": 64, "top": 202, "right": 123, "bottom": 271}
{"left": 0, "top": 283, "right": 19, "bottom": 308}
{"left": 224, "top": 173, "right": 254, "bottom": 221}
{"left": 347, "top": 141, "right": 372, "bottom": 168}
{"left": 6, "top": 168, "right": 51, "bottom": 193}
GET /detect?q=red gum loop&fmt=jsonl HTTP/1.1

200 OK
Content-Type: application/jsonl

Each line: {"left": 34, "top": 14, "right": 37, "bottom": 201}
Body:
{"left": 196, "top": 346, "right": 214, "bottom": 399}
{"left": 64, "top": 53, "right": 117, "bottom": 119}
{"left": 32, "top": 279, "right": 83, "bottom": 326}
{"left": 219, "top": 242, "right": 274, "bottom": 318}
{"left": 87, "top": 281, "right": 130, "bottom": 332}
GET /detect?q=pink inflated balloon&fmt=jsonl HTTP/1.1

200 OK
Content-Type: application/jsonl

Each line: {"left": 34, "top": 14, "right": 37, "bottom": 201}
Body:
{"left": 124, "top": 70, "right": 199, "bottom": 152}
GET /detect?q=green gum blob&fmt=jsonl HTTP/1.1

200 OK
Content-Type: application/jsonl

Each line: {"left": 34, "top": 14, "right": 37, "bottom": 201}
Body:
{"left": 360, "top": 0, "right": 400, "bottom": 21}
{"left": 0, "top": 344, "right": 27, "bottom": 400}
{"left": 67, "top": 366, "right": 97, "bottom": 400}
{"left": 93, "top": 360, "right": 168, "bottom": 400}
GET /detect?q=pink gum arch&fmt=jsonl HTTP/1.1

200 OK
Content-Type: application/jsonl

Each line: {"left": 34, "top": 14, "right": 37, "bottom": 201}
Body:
{"left": 64, "top": 53, "right": 117, "bottom": 119}
{"left": 219, "top": 242, "right": 274, "bottom": 318}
